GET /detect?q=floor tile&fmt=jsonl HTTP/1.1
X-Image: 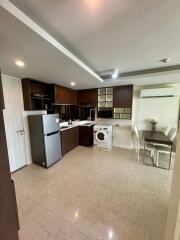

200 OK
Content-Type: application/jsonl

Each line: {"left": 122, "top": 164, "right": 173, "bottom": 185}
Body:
{"left": 13, "top": 146, "right": 172, "bottom": 240}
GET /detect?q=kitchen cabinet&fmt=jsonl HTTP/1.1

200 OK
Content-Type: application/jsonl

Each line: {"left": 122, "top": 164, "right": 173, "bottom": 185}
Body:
{"left": 77, "top": 89, "right": 97, "bottom": 106}
{"left": 113, "top": 85, "right": 133, "bottom": 108}
{"left": 0, "top": 74, "right": 19, "bottom": 239}
{"left": 61, "top": 127, "right": 79, "bottom": 155}
{"left": 22, "top": 78, "right": 52, "bottom": 111}
{"left": 98, "top": 87, "right": 113, "bottom": 108}
{"left": 79, "top": 125, "right": 94, "bottom": 147}
{"left": 52, "top": 84, "right": 77, "bottom": 105}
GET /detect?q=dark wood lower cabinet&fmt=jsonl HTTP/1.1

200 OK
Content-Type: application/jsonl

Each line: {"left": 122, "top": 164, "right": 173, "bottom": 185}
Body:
{"left": 61, "top": 127, "right": 79, "bottom": 155}
{"left": 79, "top": 125, "right": 94, "bottom": 147}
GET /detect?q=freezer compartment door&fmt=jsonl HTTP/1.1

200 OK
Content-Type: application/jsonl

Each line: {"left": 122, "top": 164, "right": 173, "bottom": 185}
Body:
{"left": 42, "top": 114, "right": 60, "bottom": 135}
{"left": 44, "top": 131, "right": 62, "bottom": 167}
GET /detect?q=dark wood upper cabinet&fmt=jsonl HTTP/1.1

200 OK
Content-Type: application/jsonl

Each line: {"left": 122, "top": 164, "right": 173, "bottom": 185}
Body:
{"left": 52, "top": 84, "right": 77, "bottom": 105}
{"left": 77, "top": 89, "right": 98, "bottom": 106}
{"left": 113, "top": 85, "right": 133, "bottom": 108}
{"left": 22, "top": 78, "right": 52, "bottom": 111}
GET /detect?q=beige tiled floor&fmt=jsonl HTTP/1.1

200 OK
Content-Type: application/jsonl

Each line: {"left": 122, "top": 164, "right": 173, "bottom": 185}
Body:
{"left": 13, "top": 147, "right": 173, "bottom": 240}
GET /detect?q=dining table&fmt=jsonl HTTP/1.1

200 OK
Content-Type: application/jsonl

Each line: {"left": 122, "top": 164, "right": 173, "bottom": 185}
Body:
{"left": 141, "top": 130, "right": 173, "bottom": 169}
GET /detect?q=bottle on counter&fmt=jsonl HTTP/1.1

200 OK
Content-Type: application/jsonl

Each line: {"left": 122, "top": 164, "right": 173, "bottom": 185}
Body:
{"left": 68, "top": 119, "right": 72, "bottom": 125}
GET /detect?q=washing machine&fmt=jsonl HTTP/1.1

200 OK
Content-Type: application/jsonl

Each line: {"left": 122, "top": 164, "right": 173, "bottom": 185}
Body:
{"left": 93, "top": 124, "right": 112, "bottom": 150}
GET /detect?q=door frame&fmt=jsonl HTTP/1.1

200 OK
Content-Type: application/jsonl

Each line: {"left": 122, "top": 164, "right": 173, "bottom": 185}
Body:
{"left": 165, "top": 127, "right": 180, "bottom": 240}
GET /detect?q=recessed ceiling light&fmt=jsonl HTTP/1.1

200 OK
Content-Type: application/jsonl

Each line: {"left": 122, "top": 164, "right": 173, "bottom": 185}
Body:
{"left": 112, "top": 68, "right": 119, "bottom": 79}
{"left": 15, "top": 60, "right": 25, "bottom": 67}
{"left": 159, "top": 58, "right": 171, "bottom": 63}
{"left": 71, "top": 82, "right": 75, "bottom": 86}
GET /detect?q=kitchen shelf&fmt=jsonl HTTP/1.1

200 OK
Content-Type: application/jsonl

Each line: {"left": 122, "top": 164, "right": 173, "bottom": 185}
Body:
{"left": 22, "top": 78, "right": 52, "bottom": 111}
{"left": 114, "top": 107, "right": 132, "bottom": 119}
{"left": 31, "top": 96, "right": 51, "bottom": 101}
{"left": 98, "top": 87, "right": 113, "bottom": 111}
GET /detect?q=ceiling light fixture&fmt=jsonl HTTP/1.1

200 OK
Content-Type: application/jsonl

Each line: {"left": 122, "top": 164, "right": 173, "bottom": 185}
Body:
{"left": 159, "top": 58, "right": 171, "bottom": 63}
{"left": 112, "top": 68, "right": 119, "bottom": 79}
{"left": 71, "top": 82, "right": 75, "bottom": 86}
{"left": 15, "top": 60, "right": 25, "bottom": 67}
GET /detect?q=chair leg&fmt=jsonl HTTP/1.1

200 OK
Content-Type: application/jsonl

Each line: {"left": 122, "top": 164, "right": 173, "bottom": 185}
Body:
{"left": 150, "top": 149, "right": 153, "bottom": 158}
{"left": 156, "top": 151, "right": 159, "bottom": 167}
{"left": 153, "top": 150, "right": 157, "bottom": 166}
{"left": 151, "top": 149, "right": 155, "bottom": 164}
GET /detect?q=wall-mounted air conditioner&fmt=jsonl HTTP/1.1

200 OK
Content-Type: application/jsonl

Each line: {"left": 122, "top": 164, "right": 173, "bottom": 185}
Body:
{"left": 140, "top": 88, "right": 176, "bottom": 98}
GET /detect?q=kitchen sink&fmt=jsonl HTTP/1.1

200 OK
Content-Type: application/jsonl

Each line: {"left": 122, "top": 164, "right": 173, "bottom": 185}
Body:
{"left": 60, "top": 126, "right": 69, "bottom": 129}
{"left": 81, "top": 123, "right": 94, "bottom": 126}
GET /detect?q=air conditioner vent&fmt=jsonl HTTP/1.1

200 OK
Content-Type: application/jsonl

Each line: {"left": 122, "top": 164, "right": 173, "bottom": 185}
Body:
{"left": 140, "top": 88, "right": 176, "bottom": 98}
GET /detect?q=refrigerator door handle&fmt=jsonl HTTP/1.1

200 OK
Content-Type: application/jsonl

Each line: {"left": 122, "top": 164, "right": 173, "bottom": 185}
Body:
{"left": 46, "top": 131, "right": 59, "bottom": 137}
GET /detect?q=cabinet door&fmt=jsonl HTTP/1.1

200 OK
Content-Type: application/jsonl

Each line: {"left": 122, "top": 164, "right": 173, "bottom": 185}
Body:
{"left": 113, "top": 85, "right": 133, "bottom": 108}
{"left": 77, "top": 89, "right": 97, "bottom": 105}
{"left": 71, "top": 126, "right": 79, "bottom": 148}
{"left": 69, "top": 88, "right": 77, "bottom": 105}
{"left": 61, "top": 130, "right": 69, "bottom": 155}
{"left": 21, "top": 79, "right": 31, "bottom": 110}
{"left": 54, "top": 85, "right": 77, "bottom": 105}
{"left": 61, "top": 127, "right": 79, "bottom": 155}
{"left": 79, "top": 126, "right": 91, "bottom": 146}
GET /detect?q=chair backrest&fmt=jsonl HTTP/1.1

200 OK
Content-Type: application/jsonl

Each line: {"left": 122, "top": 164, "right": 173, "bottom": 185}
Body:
{"left": 133, "top": 125, "right": 140, "bottom": 150}
{"left": 132, "top": 125, "right": 140, "bottom": 160}
{"left": 167, "top": 127, "right": 177, "bottom": 141}
{"left": 164, "top": 127, "right": 171, "bottom": 136}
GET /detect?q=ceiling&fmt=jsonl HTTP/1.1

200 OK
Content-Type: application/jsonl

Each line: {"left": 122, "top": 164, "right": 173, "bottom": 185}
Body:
{"left": 1, "top": 0, "right": 180, "bottom": 89}
{"left": 0, "top": 5, "right": 103, "bottom": 89}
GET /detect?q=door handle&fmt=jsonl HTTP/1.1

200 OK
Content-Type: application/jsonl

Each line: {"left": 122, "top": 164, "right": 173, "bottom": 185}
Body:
{"left": 16, "top": 129, "right": 24, "bottom": 134}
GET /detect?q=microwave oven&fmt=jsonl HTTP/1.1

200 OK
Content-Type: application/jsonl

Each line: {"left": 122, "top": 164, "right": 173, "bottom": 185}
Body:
{"left": 97, "top": 110, "right": 113, "bottom": 119}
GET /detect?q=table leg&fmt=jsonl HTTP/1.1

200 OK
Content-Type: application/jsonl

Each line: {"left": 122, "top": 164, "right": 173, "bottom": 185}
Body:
{"left": 168, "top": 145, "right": 173, "bottom": 170}
{"left": 143, "top": 141, "right": 146, "bottom": 164}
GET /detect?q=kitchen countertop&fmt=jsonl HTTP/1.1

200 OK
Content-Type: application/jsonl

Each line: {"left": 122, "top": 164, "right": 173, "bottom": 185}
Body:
{"left": 60, "top": 121, "right": 95, "bottom": 131}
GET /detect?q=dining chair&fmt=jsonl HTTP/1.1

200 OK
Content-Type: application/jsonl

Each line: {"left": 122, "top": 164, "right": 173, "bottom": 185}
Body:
{"left": 133, "top": 125, "right": 140, "bottom": 161}
{"left": 133, "top": 125, "right": 155, "bottom": 162}
{"left": 154, "top": 127, "right": 177, "bottom": 168}
{"left": 167, "top": 127, "right": 177, "bottom": 140}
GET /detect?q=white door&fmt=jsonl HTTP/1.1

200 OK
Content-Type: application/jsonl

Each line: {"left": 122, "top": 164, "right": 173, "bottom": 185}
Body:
{"left": 2, "top": 76, "right": 27, "bottom": 172}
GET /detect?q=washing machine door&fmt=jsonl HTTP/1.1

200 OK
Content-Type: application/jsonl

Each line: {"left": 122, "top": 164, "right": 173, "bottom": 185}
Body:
{"left": 95, "top": 130, "right": 107, "bottom": 143}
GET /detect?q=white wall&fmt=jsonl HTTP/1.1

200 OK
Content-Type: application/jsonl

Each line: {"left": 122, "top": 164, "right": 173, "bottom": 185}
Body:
{"left": 138, "top": 96, "right": 179, "bottom": 131}
{"left": 165, "top": 128, "right": 180, "bottom": 240}
{"left": 133, "top": 84, "right": 180, "bottom": 130}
